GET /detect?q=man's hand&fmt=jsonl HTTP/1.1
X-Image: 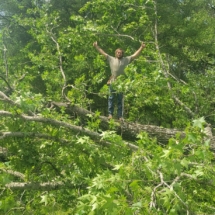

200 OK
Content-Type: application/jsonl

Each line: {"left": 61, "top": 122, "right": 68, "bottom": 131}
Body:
{"left": 93, "top": 41, "right": 108, "bottom": 58}
{"left": 141, "top": 42, "right": 146, "bottom": 49}
{"left": 93, "top": 41, "right": 98, "bottom": 47}
{"left": 131, "top": 42, "right": 146, "bottom": 60}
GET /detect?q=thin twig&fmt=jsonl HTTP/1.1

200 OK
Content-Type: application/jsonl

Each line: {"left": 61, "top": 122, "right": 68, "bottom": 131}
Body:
{"left": 3, "top": 44, "right": 9, "bottom": 79}
{"left": 46, "top": 28, "right": 67, "bottom": 99}
{"left": 96, "top": 32, "right": 135, "bottom": 40}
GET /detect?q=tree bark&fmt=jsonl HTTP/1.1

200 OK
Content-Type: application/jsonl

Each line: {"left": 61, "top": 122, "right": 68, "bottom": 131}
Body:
{"left": 6, "top": 182, "right": 68, "bottom": 190}
{"left": 50, "top": 102, "right": 215, "bottom": 150}
{"left": 50, "top": 102, "right": 184, "bottom": 142}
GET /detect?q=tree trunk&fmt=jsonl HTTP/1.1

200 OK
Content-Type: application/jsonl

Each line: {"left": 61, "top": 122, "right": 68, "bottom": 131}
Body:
{"left": 50, "top": 102, "right": 215, "bottom": 151}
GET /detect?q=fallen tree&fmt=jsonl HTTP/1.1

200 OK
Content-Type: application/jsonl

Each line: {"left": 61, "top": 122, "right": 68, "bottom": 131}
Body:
{"left": 50, "top": 102, "right": 183, "bottom": 142}
{"left": 50, "top": 102, "right": 215, "bottom": 151}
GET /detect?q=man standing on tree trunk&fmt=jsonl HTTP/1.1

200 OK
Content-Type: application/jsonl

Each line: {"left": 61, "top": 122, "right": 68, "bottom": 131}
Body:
{"left": 93, "top": 41, "right": 145, "bottom": 120}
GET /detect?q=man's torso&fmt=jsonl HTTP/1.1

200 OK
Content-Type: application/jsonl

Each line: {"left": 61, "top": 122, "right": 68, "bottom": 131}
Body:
{"left": 107, "top": 55, "right": 132, "bottom": 79}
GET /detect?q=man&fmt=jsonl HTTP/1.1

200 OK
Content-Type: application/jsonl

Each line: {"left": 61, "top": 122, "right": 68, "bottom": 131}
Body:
{"left": 93, "top": 41, "right": 145, "bottom": 120}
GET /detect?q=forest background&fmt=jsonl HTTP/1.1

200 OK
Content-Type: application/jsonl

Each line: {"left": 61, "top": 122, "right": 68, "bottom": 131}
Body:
{"left": 1, "top": 0, "right": 215, "bottom": 214}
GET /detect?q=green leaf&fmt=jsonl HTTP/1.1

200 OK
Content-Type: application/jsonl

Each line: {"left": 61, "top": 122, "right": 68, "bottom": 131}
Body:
{"left": 112, "top": 164, "right": 123, "bottom": 170}
{"left": 193, "top": 117, "right": 205, "bottom": 129}
{"left": 180, "top": 158, "right": 189, "bottom": 169}
{"left": 161, "top": 149, "right": 171, "bottom": 158}
{"left": 40, "top": 194, "right": 48, "bottom": 206}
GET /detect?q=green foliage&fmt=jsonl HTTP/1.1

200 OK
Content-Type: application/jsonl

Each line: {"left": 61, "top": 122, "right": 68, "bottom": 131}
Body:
{"left": 74, "top": 124, "right": 215, "bottom": 214}
{"left": 1, "top": 0, "right": 215, "bottom": 214}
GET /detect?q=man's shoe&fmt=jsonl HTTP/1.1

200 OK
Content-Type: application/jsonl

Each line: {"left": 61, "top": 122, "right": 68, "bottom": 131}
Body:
{"left": 118, "top": 117, "right": 124, "bottom": 121}
{"left": 108, "top": 115, "right": 113, "bottom": 120}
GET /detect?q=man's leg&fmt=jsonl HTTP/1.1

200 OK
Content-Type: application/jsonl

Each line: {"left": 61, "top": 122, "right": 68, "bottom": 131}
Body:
{"left": 108, "top": 86, "right": 115, "bottom": 118}
{"left": 117, "top": 93, "right": 123, "bottom": 119}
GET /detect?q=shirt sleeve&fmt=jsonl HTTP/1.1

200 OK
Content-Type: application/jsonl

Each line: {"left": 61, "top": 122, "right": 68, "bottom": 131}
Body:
{"left": 126, "top": 56, "right": 133, "bottom": 64}
{"left": 107, "top": 55, "right": 114, "bottom": 63}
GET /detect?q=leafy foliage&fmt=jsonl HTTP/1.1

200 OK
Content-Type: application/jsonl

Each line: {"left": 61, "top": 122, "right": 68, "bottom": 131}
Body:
{"left": 1, "top": 0, "right": 215, "bottom": 214}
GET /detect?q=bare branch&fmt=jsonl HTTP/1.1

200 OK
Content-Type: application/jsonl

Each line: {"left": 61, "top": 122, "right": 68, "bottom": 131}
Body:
{"left": 163, "top": 180, "right": 189, "bottom": 211}
{"left": 6, "top": 181, "right": 65, "bottom": 190}
{"left": 124, "top": 3, "right": 153, "bottom": 10}
{"left": 46, "top": 28, "right": 67, "bottom": 99}
{"left": 0, "top": 75, "right": 13, "bottom": 92}
{"left": 150, "top": 180, "right": 164, "bottom": 209}
{"left": 0, "top": 131, "right": 69, "bottom": 145}
{"left": 0, "top": 91, "right": 34, "bottom": 115}
{"left": 3, "top": 44, "right": 9, "bottom": 79}
{"left": 170, "top": 173, "right": 196, "bottom": 188}
{"left": 0, "top": 91, "right": 16, "bottom": 105}
{"left": 0, "top": 168, "right": 25, "bottom": 180}
{"left": 96, "top": 32, "right": 135, "bottom": 40}
{"left": 5, "top": 181, "right": 87, "bottom": 191}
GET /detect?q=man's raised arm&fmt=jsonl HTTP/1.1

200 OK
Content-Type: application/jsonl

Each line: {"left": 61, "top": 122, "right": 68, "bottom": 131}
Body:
{"left": 131, "top": 42, "right": 146, "bottom": 60}
{"left": 93, "top": 41, "right": 108, "bottom": 58}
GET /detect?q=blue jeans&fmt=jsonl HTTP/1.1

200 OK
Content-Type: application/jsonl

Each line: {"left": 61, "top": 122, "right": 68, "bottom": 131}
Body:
{"left": 108, "top": 85, "right": 123, "bottom": 118}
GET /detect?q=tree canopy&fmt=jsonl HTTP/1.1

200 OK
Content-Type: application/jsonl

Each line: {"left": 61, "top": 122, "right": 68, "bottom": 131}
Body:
{"left": 1, "top": 0, "right": 215, "bottom": 214}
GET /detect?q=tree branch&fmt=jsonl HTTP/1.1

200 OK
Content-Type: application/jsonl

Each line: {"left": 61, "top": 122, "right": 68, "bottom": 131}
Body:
{"left": 0, "top": 110, "right": 139, "bottom": 151}
{"left": 3, "top": 44, "right": 9, "bottom": 79}
{"left": 0, "top": 131, "right": 69, "bottom": 145}
{"left": 48, "top": 101, "right": 215, "bottom": 151}
{"left": 95, "top": 32, "right": 135, "bottom": 40}
{"left": 50, "top": 101, "right": 184, "bottom": 142}
{"left": 0, "top": 91, "right": 34, "bottom": 115}
{"left": 46, "top": 28, "right": 67, "bottom": 99}
{"left": 0, "top": 91, "right": 16, "bottom": 105}
{"left": 0, "top": 168, "right": 25, "bottom": 180}
{"left": 0, "top": 75, "right": 13, "bottom": 93}
{"left": 5, "top": 181, "right": 67, "bottom": 190}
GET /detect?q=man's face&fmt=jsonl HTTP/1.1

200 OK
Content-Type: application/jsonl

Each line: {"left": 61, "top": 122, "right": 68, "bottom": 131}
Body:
{"left": 115, "top": 50, "right": 123, "bottom": 59}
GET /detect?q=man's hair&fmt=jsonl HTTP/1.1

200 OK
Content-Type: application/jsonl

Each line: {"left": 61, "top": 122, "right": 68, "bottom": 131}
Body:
{"left": 115, "top": 48, "right": 124, "bottom": 57}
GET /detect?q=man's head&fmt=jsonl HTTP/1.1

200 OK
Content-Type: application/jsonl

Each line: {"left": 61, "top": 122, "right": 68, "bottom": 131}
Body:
{"left": 115, "top": 48, "right": 124, "bottom": 59}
